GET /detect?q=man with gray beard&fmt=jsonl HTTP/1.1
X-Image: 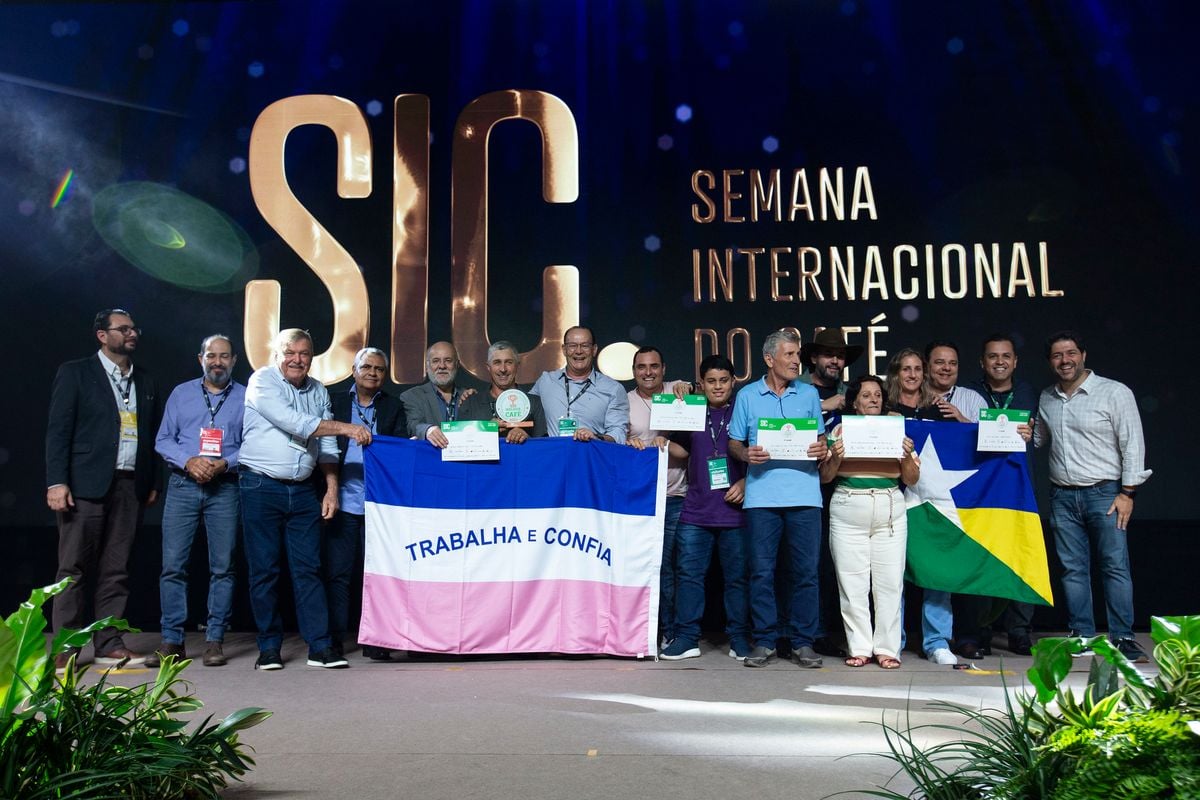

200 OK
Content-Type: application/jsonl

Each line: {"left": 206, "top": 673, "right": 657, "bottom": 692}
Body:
{"left": 401, "top": 341, "right": 476, "bottom": 448}
{"left": 148, "top": 334, "right": 246, "bottom": 668}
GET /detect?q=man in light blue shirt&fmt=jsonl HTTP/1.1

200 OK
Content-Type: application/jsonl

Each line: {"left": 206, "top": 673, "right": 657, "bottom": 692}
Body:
{"left": 240, "top": 328, "right": 372, "bottom": 671}
{"left": 729, "top": 329, "right": 829, "bottom": 668}
{"left": 148, "top": 334, "right": 245, "bottom": 669}
{"left": 530, "top": 326, "right": 629, "bottom": 442}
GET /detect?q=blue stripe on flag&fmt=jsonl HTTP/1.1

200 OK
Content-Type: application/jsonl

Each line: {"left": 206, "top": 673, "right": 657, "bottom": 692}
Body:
{"left": 364, "top": 435, "right": 660, "bottom": 515}
{"left": 904, "top": 420, "right": 1038, "bottom": 514}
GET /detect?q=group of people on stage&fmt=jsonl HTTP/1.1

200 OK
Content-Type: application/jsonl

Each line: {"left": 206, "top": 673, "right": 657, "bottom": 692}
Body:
{"left": 45, "top": 308, "right": 1152, "bottom": 674}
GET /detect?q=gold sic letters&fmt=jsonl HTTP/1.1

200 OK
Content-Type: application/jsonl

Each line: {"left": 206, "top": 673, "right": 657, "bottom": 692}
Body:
{"left": 245, "top": 91, "right": 581, "bottom": 384}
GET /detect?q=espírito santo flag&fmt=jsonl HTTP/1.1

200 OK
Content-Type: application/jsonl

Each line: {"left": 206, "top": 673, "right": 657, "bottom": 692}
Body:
{"left": 904, "top": 420, "right": 1053, "bottom": 606}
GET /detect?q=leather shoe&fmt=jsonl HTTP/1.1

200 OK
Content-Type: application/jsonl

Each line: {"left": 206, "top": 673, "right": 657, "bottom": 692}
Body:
{"left": 144, "top": 642, "right": 186, "bottom": 668}
{"left": 1008, "top": 636, "right": 1033, "bottom": 656}
{"left": 54, "top": 649, "right": 79, "bottom": 674}
{"left": 202, "top": 642, "right": 227, "bottom": 667}
{"left": 94, "top": 647, "right": 146, "bottom": 667}
{"left": 362, "top": 646, "right": 392, "bottom": 662}
{"left": 954, "top": 641, "right": 985, "bottom": 660}
{"left": 813, "top": 636, "right": 848, "bottom": 658}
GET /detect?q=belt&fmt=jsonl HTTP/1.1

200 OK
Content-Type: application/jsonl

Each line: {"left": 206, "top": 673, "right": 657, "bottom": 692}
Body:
{"left": 243, "top": 468, "right": 311, "bottom": 486}
{"left": 114, "top": 470, "right": 136, "bottom": 478}
{"left": 1052, "top": 479, "right": 1117, "bottom": 490}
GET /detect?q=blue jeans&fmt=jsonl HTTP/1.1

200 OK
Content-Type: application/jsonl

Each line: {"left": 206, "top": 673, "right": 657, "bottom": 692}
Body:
{"left": 324, "top": 511, "right": 365, "bottom": 642}
{"left": 159, "top": 473, "right": 239, "bottom": 644}
{"left": 1049, "top": 481, "right": 1134, "bottom": 639}
{"left": 240, "top": 471, "right": 332, "bottom": 653}
{"left": 659, "top": 496, "right": 684, "bottom": 641}
{"left": 675, "top": 523, "right": 750, "bottom": 647}
{"left": 747, "top": 506, "right": 821, "bottom": 648}
{"left": 922, "top": 589, "right": 953, "bottom": 654}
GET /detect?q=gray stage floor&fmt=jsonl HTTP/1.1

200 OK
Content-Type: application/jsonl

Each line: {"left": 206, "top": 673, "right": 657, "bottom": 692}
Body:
{"left": 83, "top": 632, "right": 1128, "bottom": 800}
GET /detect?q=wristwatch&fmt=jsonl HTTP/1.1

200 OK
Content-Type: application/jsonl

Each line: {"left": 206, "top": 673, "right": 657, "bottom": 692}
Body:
{"left": 1119, "top": 487, "right": 1137, "bottom": 499}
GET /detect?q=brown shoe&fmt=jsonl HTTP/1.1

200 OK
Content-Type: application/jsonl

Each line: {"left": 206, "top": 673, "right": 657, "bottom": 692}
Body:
{"left": 54, "top": 649, "right": 79, "bottom": 674}
{"left": 143, "top": 642, "right": 186, "bottom": 668}
{"left": 202, "top": 642, "right": 227, "bottom": 667}
{"left": 94, "top": 646, "right": 146, "bottom": 667}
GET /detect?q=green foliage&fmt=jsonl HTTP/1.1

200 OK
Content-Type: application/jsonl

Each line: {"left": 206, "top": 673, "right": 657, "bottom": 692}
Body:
{"left": 0, "top": 581, "right": 271, "bottom": 799}
{"left": 840, "top": 615, "right": 1200, "bottom": 800}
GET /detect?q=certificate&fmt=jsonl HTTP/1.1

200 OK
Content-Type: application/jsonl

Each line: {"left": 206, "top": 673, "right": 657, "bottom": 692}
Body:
{"left": 441, "top": 420, "right": 500, "bottom": 461}
{"left": 756, "top": 417, "right": 819, "bottom": 460}
{"left": 648, "top": 394, "right": 707, "bottom": 431}
{"left": 977, "top": 408, "right": 1030, "bottom": 452}
{"left": 839, "top": 415, "right": 905, "bottom": 459}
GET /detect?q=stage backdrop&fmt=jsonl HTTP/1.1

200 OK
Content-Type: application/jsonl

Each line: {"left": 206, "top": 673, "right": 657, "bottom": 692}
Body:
{"left": 0, "top": 3, "right": 1194, "bottom": 540}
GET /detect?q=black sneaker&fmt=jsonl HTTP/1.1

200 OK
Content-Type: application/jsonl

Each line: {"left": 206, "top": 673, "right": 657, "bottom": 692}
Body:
{"left": 1007, "top": 635, "right": 1034, "bottom": 656}
{"left": 255, "top": 650, "right": 284, "bottom": 671}
{"left": 742, "top": 646, "right": 776, "bottom": 668}
{"left": 306, "top": 648, "right": 349, "bottom": 668}
{"left": 362, "top": 646, "right": 393, "bottom": 662}
{"left": 792, "top": 645, "right": 823, "bottom": 669}
{"left": 1115, "top": 638, "right": 1149, "bottom": 664}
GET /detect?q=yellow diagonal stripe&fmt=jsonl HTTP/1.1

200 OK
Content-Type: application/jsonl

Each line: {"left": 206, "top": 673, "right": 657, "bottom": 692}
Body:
{"left": 957, "top": 507, "right": 1053, "bottom": 604}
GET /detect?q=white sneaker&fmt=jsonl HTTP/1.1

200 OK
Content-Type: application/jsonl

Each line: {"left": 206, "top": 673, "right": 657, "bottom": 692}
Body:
{"left": 927, "top": 647, "right": 959, "bottom": 665}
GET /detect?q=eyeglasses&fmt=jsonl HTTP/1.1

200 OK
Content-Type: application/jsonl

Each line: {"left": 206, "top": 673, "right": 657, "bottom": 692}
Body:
{"left": 564, "top": 342, "right": 594, "bottom": 352}
{"left": 106, "top": 326, "right": 141, "bottom": 336}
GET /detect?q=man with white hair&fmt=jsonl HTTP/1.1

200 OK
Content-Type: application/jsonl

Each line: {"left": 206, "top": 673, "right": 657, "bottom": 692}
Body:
{"left": 401, "top": 341, "right": 475, "bottom": 448}
{"left": 459, "top": 340, "right": 547, "bottom": 441}
{"left": 240, "top": 329, "right": 372, "bottom": 671}
{"left": 147, "top": 334, "right": 245, "bottom": 668}
{"left": 325, "top": 347, "right": 408, "bottom": 660}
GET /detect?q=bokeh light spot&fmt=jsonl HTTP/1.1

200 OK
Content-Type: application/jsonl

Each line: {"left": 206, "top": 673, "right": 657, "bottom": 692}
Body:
{"left": 947, "top": 37, "right": 964, "bottom": 55}
{"left": 629, "top": 325, "right": 646, "bottom": 342}
{"left": 840, "top": 0, "right": 857, "bottom": 15}
{"left": 366, "top": 99, "right": 384, "bottom": 117}
{"left": 644, "top": 235, "right": 661, "bottom": 253}
{"left": 18, "top": 200, "right": 36, "bottom": 216}
{"left": 675, "top": 104, "right": 693, "bottom": 123}
{"left": 143, "top": 220, "right": 186, "bottom": 249}
{"left": 172, "top": 19, "right": 189, "bottom": 37}
{"left": 1143, "top": 96, "right": 1161, "bottom": 113}
{"left": 597, "top": 342, "right": 639, "bottom": 381}
{"left": 228, "top": 157, "right": 246, "bottom": 175}
{"left": 762, "top": 136, "right": 779, "bottom": 153}
{"left": 728, "top": 21, "right": 744, "bottom": 37}
{"left": 247, "top": 61, "right": 265, "bottom": 78}
{"left": 900, "top": 304, "right": 920, "bottom": 322}
{"left": 137, "top": 44, "right": 154, "bottom": 60}
{"left": 657, "top": 134, "right": 674, "bottom": 151}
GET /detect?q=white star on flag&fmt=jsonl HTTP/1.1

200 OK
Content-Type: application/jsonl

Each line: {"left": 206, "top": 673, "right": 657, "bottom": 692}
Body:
{"left": 904, "top": 432, "right": 978, "bottom": 531}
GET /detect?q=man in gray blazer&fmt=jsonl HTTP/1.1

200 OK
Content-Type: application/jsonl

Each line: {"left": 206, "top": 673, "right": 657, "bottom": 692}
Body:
{"left": 46, "top": 309, "right": 161, "bottom": 670}
{"left": 400, "top": 341, "right": 474, "bottom": 448}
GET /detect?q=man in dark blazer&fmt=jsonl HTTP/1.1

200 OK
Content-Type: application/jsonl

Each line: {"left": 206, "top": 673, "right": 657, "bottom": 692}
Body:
{"left": 325, "top": 347, "right": 408, "bottom": 660}
{"left": 45, "top": 308, "right": 161, "bottom": 669}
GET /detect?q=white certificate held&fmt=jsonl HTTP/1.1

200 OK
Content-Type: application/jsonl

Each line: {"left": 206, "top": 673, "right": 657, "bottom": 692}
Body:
{"left": 756, "top": 417, "right": 819, "bottom": 460}
{"left": 440, "top": 420, "right": 500, "bottom": 461}
{"left": 839, "top": 414, "right": 905, "bottom": 459}
{"left": 977, "top": 408, "right": 1030, "bottom": 453}
{"left": 649, "top": 394, "right": 707, "bottom": 431}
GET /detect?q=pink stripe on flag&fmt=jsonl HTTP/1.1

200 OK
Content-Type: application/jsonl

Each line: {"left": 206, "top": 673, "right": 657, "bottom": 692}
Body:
{"left": 358, "top": 572, "right": 653, "bottom": 656}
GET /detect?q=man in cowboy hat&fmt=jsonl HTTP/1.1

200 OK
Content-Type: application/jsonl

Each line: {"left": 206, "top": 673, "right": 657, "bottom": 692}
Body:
{"left": 800, "top": 328, "right": 864, "bottom": 428}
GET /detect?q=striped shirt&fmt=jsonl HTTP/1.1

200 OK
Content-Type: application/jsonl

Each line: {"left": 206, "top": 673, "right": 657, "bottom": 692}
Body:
{"left": 1034, "top": 370, "right": 1152, "bottom": 488}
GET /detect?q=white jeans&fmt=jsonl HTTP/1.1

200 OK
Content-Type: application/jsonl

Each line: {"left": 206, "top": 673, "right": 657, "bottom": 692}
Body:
{"left": 829, "top": 485, "right": 907, "bottom": 659}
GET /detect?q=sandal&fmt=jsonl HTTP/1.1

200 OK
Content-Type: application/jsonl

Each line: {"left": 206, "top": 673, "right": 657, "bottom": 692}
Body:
{"left": 877, "top": 656, "right": 901, "bottom": 670}
{"left": 844, "top": 655, "right": 872, "bottom": 667}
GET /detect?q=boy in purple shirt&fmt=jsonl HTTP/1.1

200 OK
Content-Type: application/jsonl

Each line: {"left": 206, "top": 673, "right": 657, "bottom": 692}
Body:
{"left": 661, "top": 355, "right": 751, "bottom": 660}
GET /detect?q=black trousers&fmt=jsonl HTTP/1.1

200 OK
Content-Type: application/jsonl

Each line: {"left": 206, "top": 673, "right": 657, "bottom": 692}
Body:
{"left": 53, "top": 472, "right": 143, "bottom": 654}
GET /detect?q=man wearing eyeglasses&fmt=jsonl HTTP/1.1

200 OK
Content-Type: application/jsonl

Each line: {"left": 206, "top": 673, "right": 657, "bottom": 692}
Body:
{"left": 530, "top": 326, "right": 629, "bottom": 442}
{"left": 325, "top": 347, "right": 407, "bottom": 661}
{"left": 46, "top": 309, "right": 162, "bottom": 671}
{"left": 239, "top": 328, "right": 373, "bottom": 671}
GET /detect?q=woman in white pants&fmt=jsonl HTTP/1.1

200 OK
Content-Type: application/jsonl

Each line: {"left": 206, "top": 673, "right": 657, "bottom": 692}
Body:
{"left": 820, "top": 376, "right": 920, "bottom": 669}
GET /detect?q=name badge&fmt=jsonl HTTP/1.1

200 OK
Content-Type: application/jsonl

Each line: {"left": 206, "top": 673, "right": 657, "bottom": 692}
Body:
{"left": 287, "top": 433, "right": 309, "bottom": 452}
{"left": 557, "top": 417, "right": 578, "bottom": 437}
{"left": 119, "top": 410, "right": 138, "bottom": 442}
{"left": 199, "top": 427, "right": 224, "bottom": 457}
{"left": 707, "top": 457, "right": 730, "bottom": 490}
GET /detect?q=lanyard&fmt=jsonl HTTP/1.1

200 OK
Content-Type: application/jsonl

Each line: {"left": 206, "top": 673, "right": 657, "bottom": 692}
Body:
{"left": 108, "top": 368, "right": 133, "bottom": 407}
{"left": 439, "top": 390, "right": 459, "bottom": 422}
{"left": 202, "top": 384, "right": 231, "bottom": 426}
{"left": 708, "top": 406, "right": 731, "bottom": 456}
{"left": 354, "top": 398, "right": 377, "bottom": 430}
{"left": 562, "top": 374, "right": 592, "bottom": 417}
{"left": 986, "top": 388, "right": 1014, "bottom": 409}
